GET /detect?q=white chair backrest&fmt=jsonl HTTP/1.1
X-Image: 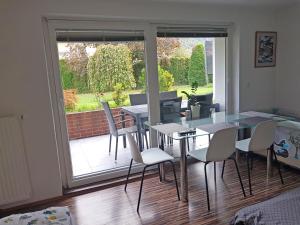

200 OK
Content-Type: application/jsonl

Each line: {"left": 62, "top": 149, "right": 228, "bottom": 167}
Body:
{"left": 126, "top": 132, "right": 144, "bottom": 164}
{"left": 206, "top": 127, "right": 237, "bottom": 162}
{"left": 249, "top": 120, "right": 276, "bottom": 152}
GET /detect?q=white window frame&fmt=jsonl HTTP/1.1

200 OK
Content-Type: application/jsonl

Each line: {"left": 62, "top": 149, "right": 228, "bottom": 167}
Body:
{"left": 42, "top": 17, "right": 235, "bottom": 188}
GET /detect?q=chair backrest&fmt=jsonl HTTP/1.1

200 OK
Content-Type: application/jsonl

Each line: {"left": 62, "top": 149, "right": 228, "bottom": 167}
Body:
{"left": 129, "top": 93, "right": 147, "bottom": 106}
{"left": 101, "top": 101, "right": 117, "bottom": 136}
{"left": 249, "top": 120, "right": 276, "bottom": 152}
{"left": 126, "top": 132, "right": 144, "bottom": 164}
{"left": 206, "top": 127, "right": 237, "bottom": 162}
{"left": 188, "top": 93, "right": 213, "bottom": 110}
{"left": 160, "top": 97, "right": 182, "bottom": 123}
{"left": 160, "top": 91, "right": 178, "bottom": 100}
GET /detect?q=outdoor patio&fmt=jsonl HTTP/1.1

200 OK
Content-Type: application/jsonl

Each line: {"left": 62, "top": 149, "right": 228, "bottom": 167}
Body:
{"left": 69, "top": 133, "right": 210, "bottom": 177}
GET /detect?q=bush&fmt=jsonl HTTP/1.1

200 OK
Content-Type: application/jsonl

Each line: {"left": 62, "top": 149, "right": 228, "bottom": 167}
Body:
{"left": 168, "top": 57, "right": 190, "bottom": 85}
{"left": 63, "top": 89, "right": 78, "bottom": 110}
{"left": 59, "top": 60, "right": 75, "bottom": 90}
{"left": 133, "top": 60, "right": 145, "bottom": 88}
{"left": 139, "top": 66, "right": 174, "bottom": 92}
{"left": 159, "top": 57, "right": 171, "bottom": 71}
{"left": 208, "top": 74, "right": 213, "bottom": 83}
{"left": 112, "top": 83, "right": 127, "bottom": 106}
{"left": 87, "top": 44, "right": 136, "bottom": 93}
{"left": 59, "top": 60, "right": 90, "bottom": 93}
{"left": 188, "top": 44, "right": 207, "bottom": 87}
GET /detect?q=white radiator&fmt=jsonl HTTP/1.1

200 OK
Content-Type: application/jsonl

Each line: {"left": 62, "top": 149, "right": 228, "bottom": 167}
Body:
{"left": 0, "top": 116, "right": 31, "bottom": 206}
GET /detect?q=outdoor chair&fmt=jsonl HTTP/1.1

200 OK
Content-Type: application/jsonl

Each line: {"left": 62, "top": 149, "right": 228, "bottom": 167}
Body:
{"left": 160, "top": 90, "right": 177, "bottom": 100}
{"left": 229, "top": 120, "right": 284, "bottom": 195}
{"left": 129, "top": 93, "right": 147, "bottom": 106}
{"left": 101, "top": 101, "right": 138, "bottom": 161}
{"left": 189, "top": 127, "right": 246, "bottom": 211}
{"left": 160, "top": 97, "right": 182, "bottom": 123}
{"left": 124, "top": 132, "right": 180, "bottom": 213}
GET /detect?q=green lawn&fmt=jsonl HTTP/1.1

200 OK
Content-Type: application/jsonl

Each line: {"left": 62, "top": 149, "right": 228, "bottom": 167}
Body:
{"left": 67, "top": 84, "right": 213, "bottom": 113}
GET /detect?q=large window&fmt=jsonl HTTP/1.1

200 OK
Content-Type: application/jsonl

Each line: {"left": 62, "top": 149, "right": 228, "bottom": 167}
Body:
{"left": 57, "top": 30, "right": 147, "bottom": 178}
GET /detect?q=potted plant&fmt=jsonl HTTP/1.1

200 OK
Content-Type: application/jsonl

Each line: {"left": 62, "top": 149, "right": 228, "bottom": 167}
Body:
{"left": 181, "top": 82, "right": 200, "bottom": 119}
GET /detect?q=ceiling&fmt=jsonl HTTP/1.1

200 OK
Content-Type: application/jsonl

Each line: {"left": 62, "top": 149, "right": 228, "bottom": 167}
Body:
{"left": 145, "top": 0, "right": 299, "bottom": 7}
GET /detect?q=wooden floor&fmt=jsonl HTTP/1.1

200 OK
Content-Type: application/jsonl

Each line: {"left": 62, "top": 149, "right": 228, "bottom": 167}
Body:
{"left": 10, "top": 156, "right": 300, "bottom": 225}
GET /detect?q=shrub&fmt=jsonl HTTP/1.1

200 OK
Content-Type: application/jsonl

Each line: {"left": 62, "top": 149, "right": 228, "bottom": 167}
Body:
{"left": 59, "top": 60, "right": 90, "bottom": 93}
{"left": 63, "top": 89, "right": 78, "bottom": 110}
{"left": 87, "top": 44, "right": 136, "bottom": 93}
{"left": 112, "top": 83, "right": 127, "bottom": 106}
{"left": 139, "top": 66, "right": 174, "bottom": 92}
{"left": 188, "top": 44, "right": 207, "bottom": 87}
{"left": 159, "top": 57, "right": 171, "bottom": 71}
{"left": 168, "top": 57, "right": 190, "bottom": 85}
{"left": 133, "top": 60, "right": 145, "bottom": 88}
{"left": 59, "top": 60, "right": 75, "bottom": 90}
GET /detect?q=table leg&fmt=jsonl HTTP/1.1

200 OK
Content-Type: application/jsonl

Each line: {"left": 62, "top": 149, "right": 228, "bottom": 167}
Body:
{"left": 267, "top": 145, "right": 274, "bottom": 178}
{"left": 121, "top": 111, "right": 126, "bottom": 148}
{"left": 136, "top": 115, "right": 143, "bottom": 152}
{"left": 180, "top": 138, "right": 188, "bottom": 202}
{"left": 159, "top": 133, "right": 166, "bottom": 181}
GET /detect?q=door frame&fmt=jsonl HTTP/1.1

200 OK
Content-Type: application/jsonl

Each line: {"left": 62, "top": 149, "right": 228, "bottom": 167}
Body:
{"left": 42, "top": 17, "right": 235, "bottom": 188}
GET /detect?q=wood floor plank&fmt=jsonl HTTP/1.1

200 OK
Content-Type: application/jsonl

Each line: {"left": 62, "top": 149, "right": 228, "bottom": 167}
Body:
{"left": 5, "top": 157, "right": 300, "bottom": 225}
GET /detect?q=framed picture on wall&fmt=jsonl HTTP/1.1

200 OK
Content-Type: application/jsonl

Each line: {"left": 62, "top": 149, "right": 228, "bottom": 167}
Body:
{"left": 255, "top": 31, "right": 277, "bottom": 67}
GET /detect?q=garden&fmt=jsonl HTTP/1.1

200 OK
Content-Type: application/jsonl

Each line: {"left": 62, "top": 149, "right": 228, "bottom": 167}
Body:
{"left": 59, "top": 38, "right": 213, "bottom": 113}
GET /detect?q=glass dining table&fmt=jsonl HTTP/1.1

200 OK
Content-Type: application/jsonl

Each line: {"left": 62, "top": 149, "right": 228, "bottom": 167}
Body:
{"left": 145, "top": 111, "right": 293, "bottom": 202}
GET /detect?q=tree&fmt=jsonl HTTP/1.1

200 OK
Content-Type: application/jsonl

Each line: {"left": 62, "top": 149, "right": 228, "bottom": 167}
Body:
{"left": 63, "top": 43, "right": 90, "bottom": 93}
{"left": 59, "top": 59, "right": 75, "bottom": 90}
{"left": 87, "top": 44, "right": 136, "bottom": 93}
{"left": 64, "top": 43, "right": 89, "bottom": 77}
{"left": 139, "top": 66, "right": 174, "bottom": 92}
{"left": 127, "top": 42, "right": 145, "bottom": 87}
{"left": 157, "top": 38, "right": 181, "bottom": 58}
{"left": 168, "top": 57, "right": 190, "bottom": 85}
{"left": 188, "top": 44, "right": 207, "bottom": 87}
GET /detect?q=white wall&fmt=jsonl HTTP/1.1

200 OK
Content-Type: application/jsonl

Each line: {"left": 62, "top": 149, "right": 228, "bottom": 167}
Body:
{"left": 276, "top": 5, "right": 300, "bottom": 117}
{"left": 0, "top": 0, "right": 278, "bottom": 206}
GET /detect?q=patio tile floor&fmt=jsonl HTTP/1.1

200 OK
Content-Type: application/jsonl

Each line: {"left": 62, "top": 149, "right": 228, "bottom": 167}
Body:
{"left": 69, "top": 133, "right": 209, "bottom": 177}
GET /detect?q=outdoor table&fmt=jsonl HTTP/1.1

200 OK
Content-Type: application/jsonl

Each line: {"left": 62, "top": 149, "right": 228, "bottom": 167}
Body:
{"left": 146, "top": 111, "right": 293, "bottom": 202}
{"left": 120, "top": 100, "right": 188, "bottom": 151}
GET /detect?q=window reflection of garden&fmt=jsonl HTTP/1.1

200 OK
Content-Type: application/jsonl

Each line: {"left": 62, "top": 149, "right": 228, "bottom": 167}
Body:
{"left": 58, "top": 38, "right": 213, "bottom": 113}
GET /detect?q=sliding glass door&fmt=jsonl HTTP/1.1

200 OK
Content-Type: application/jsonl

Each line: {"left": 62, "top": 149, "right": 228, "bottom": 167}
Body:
{"left": 45, "top": 20, "right": 229, "bottom": 188}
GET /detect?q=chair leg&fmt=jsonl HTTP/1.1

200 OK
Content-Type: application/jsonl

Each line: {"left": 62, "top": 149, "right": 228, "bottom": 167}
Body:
{"left": 251, "top": 155, "right": 254, "bottom": 171}
{"left": 221, "top": 160, "right": 226, "bottom": 179}
{"left": 109, "top": 134, "right": 112, "bottom": 154}
{"left": 158, "top": 163, "right": 162, "bottom": 182}
{"left": 231, "top": 158, "right": 246, "bottom": 197}
{"left": 115, "top": 136, "right": 119, "bottom": 161}
{"left": 137, "top": 166, "right": 147, "bottom": 213}
{"left": 204, "top": 162, "right": 210, "bottom": 211}
{"left": 247, "top": 152, "right": 253, "bottom": 195}
{"left": 214, "top": 162, "right": 216, "bottom": 183}
{"left": 124, "top": 159, "right": 133, "bottom": 191}
{"left": 144, "top": 132, "right": 149, "bottom": 149}
{"left": 123, "top": 135, "right": 126, "bottom": 148}
{"left": 272, "top": 149, "right": 284, "bottom": 184}
{"left": 169, "top": 161, "right": 180, "bottom": 200}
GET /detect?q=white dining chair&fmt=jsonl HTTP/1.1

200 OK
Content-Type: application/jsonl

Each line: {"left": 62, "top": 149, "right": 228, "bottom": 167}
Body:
{"left": 232, "top": 120, "right": 284, "bottom": 195}
{"left": 189, "top": 127, "right": 246, "bottom": 211}
{"left": 124, "top": 132, "right": 180, "bottom": 213}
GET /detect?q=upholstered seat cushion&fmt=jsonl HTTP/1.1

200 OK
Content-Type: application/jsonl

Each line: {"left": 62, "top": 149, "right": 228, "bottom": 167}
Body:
{"left": 189, "top": 147, "right": 208, "bottom": 162}
{"left": 141, "top": 148, "right": 174, "bottom": 165}
{"left": 236, "top": 138, "right": 251, "bottom": 152}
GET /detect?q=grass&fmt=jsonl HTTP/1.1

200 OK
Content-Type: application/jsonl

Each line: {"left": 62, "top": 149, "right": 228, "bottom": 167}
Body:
{"left": 67, "top": 84, "right": 213, "bottom": 113}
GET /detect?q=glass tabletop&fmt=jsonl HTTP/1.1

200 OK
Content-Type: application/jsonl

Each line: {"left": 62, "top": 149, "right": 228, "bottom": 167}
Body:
{"left": 145, "top": 111, "right": 295, "bottom": 140}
